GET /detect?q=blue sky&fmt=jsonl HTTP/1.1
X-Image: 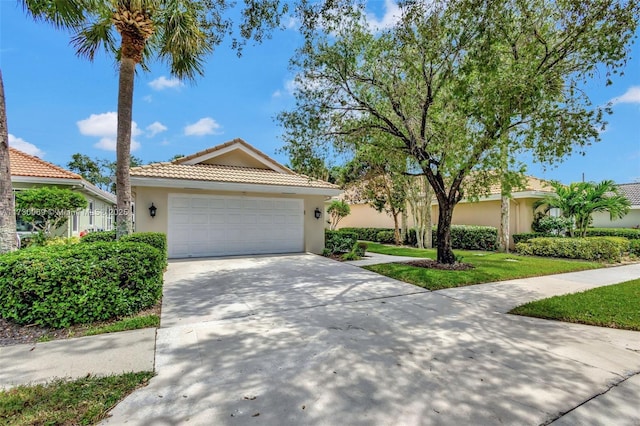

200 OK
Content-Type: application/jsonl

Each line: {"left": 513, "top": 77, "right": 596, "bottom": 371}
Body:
{"left": 1, "top": 1, "right": 639, "bottom": 184}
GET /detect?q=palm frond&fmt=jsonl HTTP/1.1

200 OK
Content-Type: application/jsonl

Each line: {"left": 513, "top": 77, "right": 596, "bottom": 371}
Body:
{"left": 72, "top": 13, "right": 118, "bottom": 61}
{"left": 21, "top": 0, "right": 88, "bottom": 28}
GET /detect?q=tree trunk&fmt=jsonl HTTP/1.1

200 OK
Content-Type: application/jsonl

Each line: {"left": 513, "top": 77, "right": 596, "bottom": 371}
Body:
{"left": 400, "top": 210, "right": 408, "bottom": 246}
{"left": 115, "top": 57, "right": 136, "bottom": 238}
{"left": 392, "top": 212, "right": 401, "bottom": 245}
{"left": 498, "top": 194, "right": 510, "bottom": 253}
{"left": 0, "top": 70, "right": 17, "bottom": 253}
{"left": 436, "top": 201, "right": 456, "bottom": 264}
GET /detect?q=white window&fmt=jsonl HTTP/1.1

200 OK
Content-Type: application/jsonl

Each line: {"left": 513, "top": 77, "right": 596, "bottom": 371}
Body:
{"left": 72, "top": 213, "right": 78, "bottom": 232}
{"left": 89, "top": 202, "right": 94, "bottom": 226}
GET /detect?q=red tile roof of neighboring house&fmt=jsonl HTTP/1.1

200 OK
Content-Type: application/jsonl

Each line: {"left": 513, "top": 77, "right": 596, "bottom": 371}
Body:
{"left": 9, "top": 148, "right": 82, "bottom": 180}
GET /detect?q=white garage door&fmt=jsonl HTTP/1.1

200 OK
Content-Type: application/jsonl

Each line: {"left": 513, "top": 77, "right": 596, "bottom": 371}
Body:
{"left": 168, "top": 194, "right": 304, "bottom": 258}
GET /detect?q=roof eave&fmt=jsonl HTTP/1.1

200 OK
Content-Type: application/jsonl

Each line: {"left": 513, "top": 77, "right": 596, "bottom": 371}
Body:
{"left": 130, "top": 176, "right": 343, "bottom": 196}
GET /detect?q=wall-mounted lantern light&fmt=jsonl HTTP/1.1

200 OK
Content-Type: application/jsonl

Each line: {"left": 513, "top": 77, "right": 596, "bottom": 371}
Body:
{"left": 314, "top": 207, "right": 322, "bottom": 219}
{"left": 149, "top": 203, "right": 157, "bottom": 218}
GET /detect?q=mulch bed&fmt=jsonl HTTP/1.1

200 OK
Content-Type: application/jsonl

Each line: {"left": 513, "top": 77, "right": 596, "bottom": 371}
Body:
{"left": 0, "top": 303, "right": 161, "bottom": 347}
{"left": 401, "top": 259, "right": 475, "bottom": 271}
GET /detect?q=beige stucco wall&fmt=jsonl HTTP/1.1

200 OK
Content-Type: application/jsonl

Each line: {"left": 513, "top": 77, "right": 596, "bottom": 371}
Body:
{"left": 133, "top": 186, "right": 328, "bottom": 255}
{"left": 592, "top": 209, "right": 640, "bottom": 228}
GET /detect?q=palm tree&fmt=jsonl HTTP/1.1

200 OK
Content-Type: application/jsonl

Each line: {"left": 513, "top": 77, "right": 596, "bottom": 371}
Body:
{"left": 0, "top": 1, "right": 87, "bottom": 253}
{"left": 534, "top": 180, "right": 631, "bottom": 238}
{"left": 68, "top": 0, "right": 213, "bottom": 237}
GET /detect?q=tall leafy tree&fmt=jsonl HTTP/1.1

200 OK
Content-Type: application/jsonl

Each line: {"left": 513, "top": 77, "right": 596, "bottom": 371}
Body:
{"left": 279, "top": 0, "right": 639, "bottom": 263}
{"left": 534, "top": 180, "right": 631, "bottom": 237}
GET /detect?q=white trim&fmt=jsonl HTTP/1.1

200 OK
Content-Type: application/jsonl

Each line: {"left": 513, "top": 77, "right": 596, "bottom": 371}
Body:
{"left": 182, "top": 143, "right": 291, "bottom": 174}
{"left": 456, "top": 190, "right": 554, "bottom": 204}
{"left": 11, "top": 176, "right": 82, "bottom": 186}
{"left": 131, "top": 176, "right": 343, "bottom": 196}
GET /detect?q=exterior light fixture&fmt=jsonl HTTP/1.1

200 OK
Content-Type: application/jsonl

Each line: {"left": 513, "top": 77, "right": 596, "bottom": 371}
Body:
{"left": 149, "top": 203, "right": 157, "bottom": 218}
{"left": 314, "top": 207, "right": 322, "bottom": 219}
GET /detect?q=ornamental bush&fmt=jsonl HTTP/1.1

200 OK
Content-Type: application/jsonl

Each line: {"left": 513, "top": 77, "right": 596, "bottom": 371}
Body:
{"left": 515, "top": 237, "right": 626, "bottom": 262}
{"left": 375, "top": 230, "right": 396, "bottom": 244}
{"left": 512, "top": 232, "right": 552, "bottom": 244}
{"left": 81, "top": 230, "right": 116, "bottom": 243}
{"left": 325, "top": 230, "right": 358, "bottom": 254}
{"left": 630, "top": 239, "right": 640, "bottom": 256}
{"left": 121, "top": 232, "right": 168, "bottom": 265}
{"left": 585, "top": 228, "right": 640, "bottom": 240}
{"left": 433, "top": 225, "right": 498, "bottom": 251}
{"left": 0, "top": 241, "right": 164, "bottom": 328}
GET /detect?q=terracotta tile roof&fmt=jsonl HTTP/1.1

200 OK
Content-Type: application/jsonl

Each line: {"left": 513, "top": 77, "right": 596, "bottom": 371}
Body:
{"left": 10, "top": 148, "right": 81, "bottom": 180}
{"left": 130, "top": 163, "right": 339, "bottom": 189}
{"left": 618, "top": 182, "right": 640, "bottom": 206}
{"left": 174, "top": 138, "right": 295, "bottom": 173}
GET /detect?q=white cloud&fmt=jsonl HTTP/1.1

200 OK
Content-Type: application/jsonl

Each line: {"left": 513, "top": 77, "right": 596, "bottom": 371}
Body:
{"left": 272, "top": 90, "right": 282, "bottom": 98}
{"left": 365, "top": 0, "right": 401, "bottom": 31}
{"left": 77, "top": 112, "right": 142, "bottom": 152}
{"left": 149, "top": 76, "right": 184, "bottom": 91}
{"left": 610, "top": 86, "right": 640, "bottom": 105}
{"left": 143, "top": 95, "right": 153, "bottom": 103}
{"left": 184, "top": 117, "right": 222, "bottom": 136}
{"left": 284, "top": 15, "right": 298, "bottom": 29}
{"left": 146, "top": 121, "right": 168, "bottom": 137}
{"left": 8, "top": 134, "right": 44, "bottom": 157}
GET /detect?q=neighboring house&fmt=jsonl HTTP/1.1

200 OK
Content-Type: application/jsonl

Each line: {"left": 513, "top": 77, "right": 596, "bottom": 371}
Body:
{"left": 592, "top": 182, "right": 640, "bottom": 228}
{"left": 10, "top": 148, "right": 116, "bottom": 237}
{"left": 130, "top": 138, "right": 341, "bottom": 258}
{"left": 333, "top": 176, "right": 554, "bottom": 244}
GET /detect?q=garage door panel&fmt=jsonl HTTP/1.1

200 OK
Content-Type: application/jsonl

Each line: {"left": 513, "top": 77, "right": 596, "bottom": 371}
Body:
{"left": 168, "top": 194, "right": 304, "bottom": 258}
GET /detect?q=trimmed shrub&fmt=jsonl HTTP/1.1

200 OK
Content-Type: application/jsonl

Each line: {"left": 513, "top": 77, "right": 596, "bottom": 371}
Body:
{"left": 515, "top": 237, "right": 625, "bottom": 262}
{"left": 375, "top": 230, "right": 396, "bottom": 244}
{"left": 121, "top": 232, "right": 167, "bottom": 265}
{"left": 325, "top": 230, "right": 358, "bottom": 254}
{"left": 354, "top": 242, "right": 368, "bottom": 257}
{"left": 433, "top": 225, "right": 498, "bottom": 251}
{"left": 630, "top": 240, "right": 640, "bottom": 256}
{"left": 512, "top": 232, "right": 551, "bottom": 244}
{"left": 81, "top": 231, "right": 116, "bottom": 243}
{"left": 585, "top": 228, "right": 640, "bottom": 240}
{"left": 339, "top": 227, "right": 393, "bottom": 242}
{"left": 0, "top": 242, "right": 164, "bottom": 328}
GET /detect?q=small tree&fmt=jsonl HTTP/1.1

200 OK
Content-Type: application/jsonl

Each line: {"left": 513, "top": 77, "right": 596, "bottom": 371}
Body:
{"left": 327, "top": 200, "right": 350, "bottom": 230}
{"left": 15, "top": 187, "right": 88, "bottom": 238}
{"left": 534, "top": 180, "right": 631, "bottom": 237}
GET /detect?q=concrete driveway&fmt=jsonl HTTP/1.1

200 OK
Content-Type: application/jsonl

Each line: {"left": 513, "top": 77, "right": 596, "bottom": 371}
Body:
{"left": 104, "top": 254, "right": 640, "bottom": 425}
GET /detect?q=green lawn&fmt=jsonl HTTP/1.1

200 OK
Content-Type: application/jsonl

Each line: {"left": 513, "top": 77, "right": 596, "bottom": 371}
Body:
{"left": 0, "top": 372, "right": 153, "bottom": 425}
{"left": 364, "top": 243, "right": 602, "bottom": 290}
{"left": 510, "top": 279, "right": 640, "bottom": 331}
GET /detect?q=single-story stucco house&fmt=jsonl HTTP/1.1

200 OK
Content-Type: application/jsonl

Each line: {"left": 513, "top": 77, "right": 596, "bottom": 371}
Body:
{"left": 333, "top": 176, "right": 555, "bottom": 244}
{"left": 592, "top": 182, "right": 640, "bottom": 228}
{"left": 130, "top": 138, "right": 341, "bottom": 258}
{"left": 10, "top": 147, "right": 116, "bottom": 237}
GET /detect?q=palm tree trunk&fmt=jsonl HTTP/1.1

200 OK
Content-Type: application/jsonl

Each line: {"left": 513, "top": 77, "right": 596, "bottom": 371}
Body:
{"left": 115, "top": 57, "right": 135, "bottom": 238}
{"left": 0, "top": 70, "right": 17, "bottom": 253}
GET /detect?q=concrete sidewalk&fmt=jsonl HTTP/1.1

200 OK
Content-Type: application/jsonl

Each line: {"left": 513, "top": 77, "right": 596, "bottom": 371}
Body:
{"left": 0, "top": 328, "right": 156, "bottom": 389}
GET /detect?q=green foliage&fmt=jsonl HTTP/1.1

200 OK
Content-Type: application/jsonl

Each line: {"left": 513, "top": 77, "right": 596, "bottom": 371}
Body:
{"left": 534, "top": 180, "right": 631, "bottom": 237}
{"left": 512, "top": 232, "right": 552, "bottom": 244}
{"left": 83, "top": 315, "right": 160, "bottom": 336}
{"left": 531, "top": 213, "right": 572, "bottom": 235}
{"left": 375, "top": 230, "right": 396, "bottom": 244}
{"left": 327, "top": 200, "right": 351, "bottom": 230}
{"left": 355, "top": 242, "right": 368, "bottom": 257}
{"left": 15, "top": 187, "right": 88, "bottom": 237}
{"left": 44, "top": 236, "right": 80, "bottom": 246}
{"left": 0, "top": 242, "right": 164, "bottom": 328}
{"left": 629, "top": 240, "right": 640, "bottom": 256}
{"left": 341, "top": 251, "right": 361, "bottom": 261}
{"left": 515, "top": 237, "right": 625, "bottom": 262}
{"left": 80, "top": 230, "right": 117, "bottom": 243}
{"left": 121, "top": 232, "right": 167, "bottom": 265}
{"left": 340, "top": 227, "right": 391, "bottom": 242}
{"left": 433, "top": 226, "right": 498, "bottom": 251}
{"left": 585, "top": 228, "right": 640, "bottom": 240}
{"left": 324, "top": 230, "right": 358, "bottom": 255}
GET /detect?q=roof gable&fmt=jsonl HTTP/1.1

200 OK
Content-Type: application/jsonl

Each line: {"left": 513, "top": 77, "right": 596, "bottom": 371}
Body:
{"left": 173, "top": 138, "right": 292, "bottom": 174}
{"left": 617, "top": 182, "right": 640, "bottom": 206}
{"left": 10, "top": 148, "right": 81, "bottom": 180}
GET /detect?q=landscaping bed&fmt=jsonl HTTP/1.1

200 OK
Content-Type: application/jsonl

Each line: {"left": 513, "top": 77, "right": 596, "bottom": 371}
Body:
{"left": 0, "top": 303, "right": 161, "bottom": 347}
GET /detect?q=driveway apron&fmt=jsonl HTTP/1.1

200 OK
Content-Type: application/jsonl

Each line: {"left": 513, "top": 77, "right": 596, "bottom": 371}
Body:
{"left": 103, "top": 255, "right": 640, "bottom": 425}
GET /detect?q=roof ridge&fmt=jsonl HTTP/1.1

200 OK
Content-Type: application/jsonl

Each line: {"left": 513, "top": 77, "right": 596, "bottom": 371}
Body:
{"left": 9, "top": 147, "right": 82, "bottom": 180}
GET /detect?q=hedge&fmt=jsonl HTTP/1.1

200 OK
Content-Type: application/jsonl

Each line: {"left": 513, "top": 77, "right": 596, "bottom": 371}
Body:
{"left": 121, "top": 233, "right": 168, "bottom": 265}
{"left": 585, "top": 228, "right": 640, "bottom": 240}
{"left": 339, "top": 227, "right": 394, "bottom": 242}
{"left": 515, "top": 237, "right": 627, "bottom": 262}
{"left": 80, "top": 230, "right": 116, "bottom": 243}
{"left": 630, "top": 239, "right": 640, "bottom": 256}
{"left": 325, "top": 230, "right": 358, "bottom": 254}
{"left": 512, "top": 232, "right": 552, "bottom": 244}
{"left": 0, "top": 241, "right": 164, "bottom": 328}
